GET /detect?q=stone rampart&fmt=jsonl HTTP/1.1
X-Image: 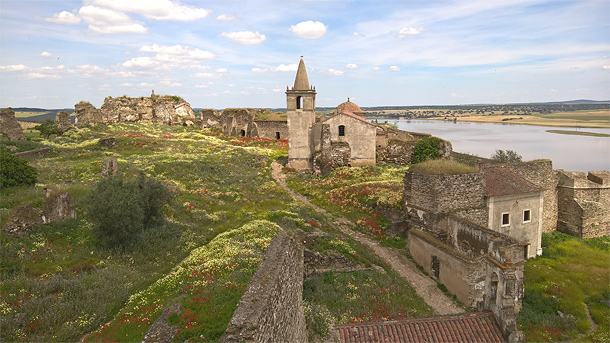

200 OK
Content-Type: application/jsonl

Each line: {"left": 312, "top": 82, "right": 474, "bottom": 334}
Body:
{"left": 223, "top": 230, "right": 306, "bottom": 343}
{"left": 480, "top": 160, "right": 557, "bottom": 233}
{"left": 557, "top": 170, "right": 610, "bottom": 238}
{"left": 0, "top": 108, "right": 26, "bottom": 140}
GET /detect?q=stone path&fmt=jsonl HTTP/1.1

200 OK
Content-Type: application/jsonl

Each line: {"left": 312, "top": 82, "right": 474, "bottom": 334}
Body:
{"left": 271, "top": 161, "right": 462, "bottom": 315}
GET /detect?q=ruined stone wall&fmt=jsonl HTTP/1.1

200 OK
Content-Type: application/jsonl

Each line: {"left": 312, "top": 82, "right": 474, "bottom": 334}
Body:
{"left": 0, "top": 108, "right": 26, "bottom": 140}
{"left": 404, "top": 171, "right": 487, "bottom": 216}
{"left": 223, "top": 231, "right": 306, "bottom": 343}
{"left": 377, "top": 140, "right": 417, "bottom": 165}
{"left": 253, "top": 120, "right": 288, "bottom": 140}
{"left": 201, "top": 108, "right": 223, "bottom": 129}
{"left": 557, "top": 170, "right": 610, "bottom": 238}
{"left": 481, "top": 160, "right": 557, "bottom": 233}
{"left": 75, "top": 96, "right": 197, "bottom": 127}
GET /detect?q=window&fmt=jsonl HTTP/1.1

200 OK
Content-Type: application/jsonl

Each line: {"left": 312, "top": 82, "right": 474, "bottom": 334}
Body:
{"left": 296, "top": 96, "right": 302, "bottom": 109}
{"left": 240, "top": 129, "right": 246, "bottom": 137}
{"left": 523, "top": 209, "right": 531, "bottom": 223}
{"left": 338, "top": 125, "right": 345, "bottom": 137}
{"left": 275, "top": 132, "right": 281, "bottom": 139}
{"left": 501, "top": 212, "right": 510, "bottom": 227}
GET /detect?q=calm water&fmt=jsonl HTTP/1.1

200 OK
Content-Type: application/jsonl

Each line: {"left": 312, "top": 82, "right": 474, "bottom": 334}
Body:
{"left": 384, "top": 119, "right": 610, "bottom": 172}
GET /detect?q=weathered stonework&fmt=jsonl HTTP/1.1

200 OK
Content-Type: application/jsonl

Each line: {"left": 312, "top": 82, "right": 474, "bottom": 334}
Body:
{"left": 201, "top": 108, "right": 289, "bottom": 140}
{"left": 42, "top": 189, "right": 76, "bottom": 224}
{"left": 142, "top": 304, "right": 182, "bottom": 343}
{"left": 54, "top": 111, "right": 74, "bottom": 135}
{"left": 0, "top": 108, "right": 26, "bottom": 140}
{"left": 75, "top": 95, "right": 197, "bottom": 127}
{"left": 101, "top": 158, "right": 119, "bottom": 177}
{"left": 557, "top": 170, "right": 610, "bottom": 238}
{"left": 2, "top": 204, "right": 43, "bottom": 236}
{"left": 223, "top": 231, "right": 306, "bottom": 343}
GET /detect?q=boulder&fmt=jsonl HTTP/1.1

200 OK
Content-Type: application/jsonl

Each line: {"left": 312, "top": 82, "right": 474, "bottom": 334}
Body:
{"left": 0, "top": 108, "right": 26, "bottom": 140}
{"left": 2, "top": 204, "right": 43, "bottom": 236}
{"left": 42, "top": 189, "right": 76, "bottom": 224}
{"left": 98, "top": 137, "right": 116, "bottom": 148}
{"left": 101, "top": 158, "right": 119, "bottom": 176}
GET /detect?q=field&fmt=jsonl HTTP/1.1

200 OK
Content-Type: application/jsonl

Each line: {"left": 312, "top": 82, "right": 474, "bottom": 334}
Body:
{"left": 1, "top": 122, "right": 609, "bottom": 342}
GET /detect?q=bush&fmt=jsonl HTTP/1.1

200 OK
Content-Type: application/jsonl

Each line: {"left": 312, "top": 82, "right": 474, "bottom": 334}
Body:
{"left": 411, "top": 137, "right": 440, "bottom": 164}
{"left": 0, "top": 151, "right": 37, "bottom": 188}
{"left": 33, "top": 118, "right": 58, "bottom": 139}
{"left": 491, "top": 149, "right": 523, "bottom": 163}
{"left": 85, "top": 174, "right": 172, "bottom": 248}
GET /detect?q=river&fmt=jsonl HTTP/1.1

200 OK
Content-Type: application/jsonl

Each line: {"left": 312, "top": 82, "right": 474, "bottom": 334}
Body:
{"left": 382, "top": 119, "right": 610, "bottom": 172}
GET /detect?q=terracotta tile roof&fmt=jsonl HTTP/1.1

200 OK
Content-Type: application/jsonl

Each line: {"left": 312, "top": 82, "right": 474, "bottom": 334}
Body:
{"left": 334, "top": 312, "right": 506, "bottom": 343}
{"left": 484, "top": 167, "right": 541, "bottom": 197}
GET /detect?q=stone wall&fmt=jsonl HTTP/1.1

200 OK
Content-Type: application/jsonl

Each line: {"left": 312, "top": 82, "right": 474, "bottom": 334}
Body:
{"left": 480, "top": 160, "right": 557, "bottom": 233}
{"left": 253, "top": 120, "right": 288, "bottom": 140}
{"left": 74, "top": 96, "right": 197, "bottom": 127}
{"left": 377, "top": 139, "right": 417, "bottom": 165}
{"left": 55, "top": 111, "right": 74, "bottom": 134}
{"left": 223, "top": 231, "right": 306, "bottom": 343}
{"left": 404, "top": 171, "right": 487, "bottom": 217}
{"left": 0, "top": 108, "right": 26, "bottom": 140}
{"left": 557, "top": 170, "right": 610, "bottom": 238}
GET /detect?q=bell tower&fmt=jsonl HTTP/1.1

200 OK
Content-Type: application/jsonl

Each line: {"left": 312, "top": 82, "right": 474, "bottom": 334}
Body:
{"left": 286, "top": 58, "right": 316, "bottom": 170}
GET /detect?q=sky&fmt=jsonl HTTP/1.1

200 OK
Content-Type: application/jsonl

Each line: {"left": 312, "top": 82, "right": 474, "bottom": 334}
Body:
{"left": 0, "top": 0, "right": 609, "bottom": 109}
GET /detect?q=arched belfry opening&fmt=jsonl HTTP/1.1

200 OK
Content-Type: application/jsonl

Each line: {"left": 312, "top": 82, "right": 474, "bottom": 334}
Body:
{"left": 296, "top": 96, "right": 302, "bottom": 109}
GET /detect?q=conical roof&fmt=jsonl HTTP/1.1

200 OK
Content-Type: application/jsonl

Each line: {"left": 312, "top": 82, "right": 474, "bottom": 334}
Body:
{"left": 293, "top": 58, "right": 310, "bottom": 90}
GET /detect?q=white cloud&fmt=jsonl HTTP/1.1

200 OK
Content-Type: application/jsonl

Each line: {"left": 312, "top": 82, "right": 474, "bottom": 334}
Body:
{"left": 26, "top": 72, "right": 60, "bottom": 79}
{"left": 251, "top": 63, "right": 298, "bottom": 73}
{"left": 346, "top": 63, "right": 358, "bottom": 69}
{"left": 138, "top": 82, "right": 155, "bottom": 87}
{"left": 120, "top": 82, "right": 133, "bottom": 86}
{"left": 319, "top": 69, "right": 344, "bottom": 76}
{"left": 84, "top": 0, "right": 211, "bottom": 21}
{"left": 73, "top": 64, "right": 104, "bottom": 77}
{"left": 0, "top": 64, "right": 32, "bottom": 72}
{"left": 122, "top": 56, "right": 155, "bottom": 68}
{"left": 121, "top": 45, "right": 215, "bottom": 71}
{"left": 220, "top": 31, "right": 266, "bottom": 45}
{"left": 195, "top": 84, "right": 209, "bottom": 88}
{"left": 289, "top": 20, "right": 327, "bottom": 39}
{"left": 79, "top": 5, "right": 148, "bottom": 34}
{"left": 217, "top": 14, "right": 237, "bottom": 22}
{"left": 390, "top": 66, "right": 400, "bottom": 71}
{"left": 372, "top": 66, "right": 380, "bottom": 71}
{"left": 353, "top": 32, "right": 363, "bottom": 37}
{"left": 39, "top": 51, "right": 53, "bottom": 57}
{"left": 273, "top": 88, "right": 283, "bottom": 93}
{"left": 396, "top": 27, "right": 427, "bottom": 38}
{"left": 603, "top": 65, "right": 610, "bottom": 70}
{"left": 45, "top": 11, "right": 81, "bottom": 24}
{"left": 216, "top": 68, "right": 228, "bottom": 73}
{"left": 192, "top": 72, "right": 225, "bottom": 79}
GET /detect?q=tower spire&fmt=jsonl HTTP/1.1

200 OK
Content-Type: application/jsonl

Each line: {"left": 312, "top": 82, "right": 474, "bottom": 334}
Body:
{"left": 293, "top": 58, "right": 310, "bottom": 91}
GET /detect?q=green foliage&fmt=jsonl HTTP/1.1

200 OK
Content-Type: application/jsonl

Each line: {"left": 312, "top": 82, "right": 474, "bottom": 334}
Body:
{"left": 409, "top": 159, "right": 476, "bottom": 175}
{"left": 0, "top": 151, "right": 37, "bottom": 188}
{"left": 34, "top": 118, "right": 58, "bottom": 139}
{"left": 304, "top": 301, "right": 333, "bottom": 341}
{"left": 490, "top": 149, "right": 523, "bottom": 162}
{"left": 518, "top": 231, "right": 610, "bottom": 342}
{"left": 85, "top": 175, "right": 171, "bottom": 249}
{"left": 0, "top": 138, "right": 47, "bottom": 153}
{"left": 411, "top": 137, "right": 440, "bottom": 164}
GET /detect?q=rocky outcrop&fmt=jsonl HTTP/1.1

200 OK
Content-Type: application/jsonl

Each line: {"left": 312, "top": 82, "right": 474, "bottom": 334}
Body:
{"left": 0, "top": 108, "right": 26, "bottom": 140}
{"left": 55, "top": 111, "right": 74, "bottom": 134}
{"left": 74, "top": 95, "right": 198, "bottom": 127}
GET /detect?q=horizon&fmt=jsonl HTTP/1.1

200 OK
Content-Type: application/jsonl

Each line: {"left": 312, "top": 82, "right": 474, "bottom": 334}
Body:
{"left": 1, "top": 0, "right": 609, "bottom": 109}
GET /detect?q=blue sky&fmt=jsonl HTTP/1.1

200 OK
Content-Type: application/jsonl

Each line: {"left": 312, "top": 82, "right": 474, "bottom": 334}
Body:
{"left": 1, "top": 0, "right": 609, "bottom": 109}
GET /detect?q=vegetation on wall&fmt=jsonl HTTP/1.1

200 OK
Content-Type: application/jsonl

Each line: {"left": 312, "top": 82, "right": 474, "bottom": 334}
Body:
{"left": 409, "top": 159, "right": 476, "bottom": 175}
{"left": 491, "top": 149, "right": 523, "bottom": 163}
{"left": 411, "top": 137, "right": 440, "bottom": 164}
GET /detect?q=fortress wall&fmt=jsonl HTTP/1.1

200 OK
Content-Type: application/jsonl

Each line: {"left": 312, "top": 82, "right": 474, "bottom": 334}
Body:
{"left": 223, "top": 231, "right": 306, "bottom": 343}
{"left": 253, "top": 120, "right": 288, "bottom": 140}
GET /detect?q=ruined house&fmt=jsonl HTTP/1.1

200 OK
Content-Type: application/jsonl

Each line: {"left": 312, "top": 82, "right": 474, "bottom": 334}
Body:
{"left": 0, "top": 107, "right": 26, "bottom": 140}
{"left": 285, "top": 58, "right": 451, "bottom": 172}
{"left": 201, "top": 108, "right": 288, "bottom": 140}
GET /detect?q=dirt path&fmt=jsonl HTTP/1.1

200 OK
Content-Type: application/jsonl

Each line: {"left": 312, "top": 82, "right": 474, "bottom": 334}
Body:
{"left": 271, "top": 161, "right": 462, "bottom": 315}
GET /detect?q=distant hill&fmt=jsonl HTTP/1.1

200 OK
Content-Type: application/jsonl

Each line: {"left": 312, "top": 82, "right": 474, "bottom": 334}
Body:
{"left": 12, "top": 108, "right": 74, "bottom": 123}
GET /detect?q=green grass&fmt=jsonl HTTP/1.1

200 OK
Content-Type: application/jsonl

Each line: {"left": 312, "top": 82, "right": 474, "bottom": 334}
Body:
{"left": 518, "top": 232, "right": 610, "bottom": 342}
{"left": 410, "top": 159, "right": 476, "bottom": 175}
{"left": 546, "top": 130, "right": 610, "bottom": 137}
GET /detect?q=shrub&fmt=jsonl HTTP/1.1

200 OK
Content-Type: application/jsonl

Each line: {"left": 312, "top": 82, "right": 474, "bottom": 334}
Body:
{"left": 491, "top": 149, "right": 523, "bottom": 163}
{"left": 0, "top": 151, "right": 37, "bottom": 188}
{"left": 85, "top": 174, "right": 172, "bottom": 248}
{"left": 411, "top": 137, "right": 440, "bottom": 164}
{"left": 33, "top": 118, "right": 58, "bottom": 139}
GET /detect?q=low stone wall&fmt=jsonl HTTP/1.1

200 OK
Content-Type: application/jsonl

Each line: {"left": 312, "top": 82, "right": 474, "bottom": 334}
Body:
{"left": 254, "top": 120, "right": 288, "bottom": 140}
{"left": 223, "top": 231, "right": 306, "bottom": 343}
{"left": 14, "top": 148, "right": 51, "bottom": 159}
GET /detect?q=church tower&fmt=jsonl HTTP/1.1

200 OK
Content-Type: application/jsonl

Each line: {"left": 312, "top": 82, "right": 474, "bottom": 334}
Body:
{"left": 286, "top": 58, "right": 317, "bottom": 170}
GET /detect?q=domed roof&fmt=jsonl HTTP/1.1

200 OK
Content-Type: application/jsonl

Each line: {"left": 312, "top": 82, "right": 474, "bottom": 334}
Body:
{"left": 335, "top": 98, "right": 363, "bottom": 115}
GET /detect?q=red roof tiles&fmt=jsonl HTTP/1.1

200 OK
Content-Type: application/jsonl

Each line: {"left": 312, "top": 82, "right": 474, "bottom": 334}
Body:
{"left": 484, "top": 167, "right": 541, "bottom": 197}
{"left": 334, "top": 312, "right": 507, "bottom": 343}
